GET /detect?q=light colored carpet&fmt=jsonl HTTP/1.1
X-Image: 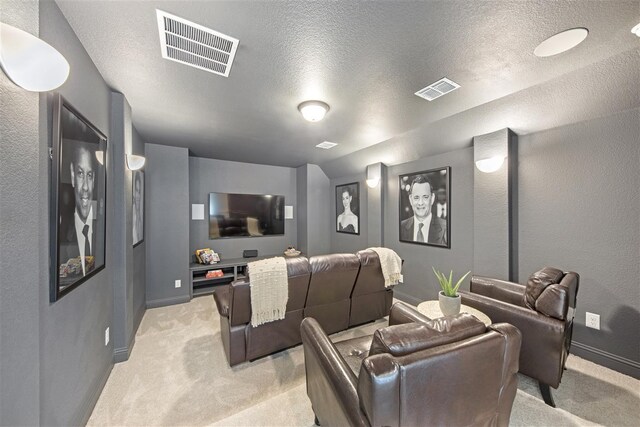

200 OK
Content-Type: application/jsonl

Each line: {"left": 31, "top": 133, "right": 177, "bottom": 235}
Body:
{"left": 88, "top": 296, "right": 640, "bottom": 426}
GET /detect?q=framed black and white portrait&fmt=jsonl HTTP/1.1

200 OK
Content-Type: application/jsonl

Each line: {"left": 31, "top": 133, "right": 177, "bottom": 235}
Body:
{"left": 335, "top": 182, "right": 360, "bottom": 235}
{"left": 51, "top": 94, "right": 107, "bottom": 301}
{"left": 132, "top": 170, "right": 144, "bottom": 246}
{"left": 399, "top": 167, "right": 450, "bottom": 248}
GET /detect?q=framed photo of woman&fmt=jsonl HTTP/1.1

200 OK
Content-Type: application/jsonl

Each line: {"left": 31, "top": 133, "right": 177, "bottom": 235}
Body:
{"left": 336, "top": 182, "right": 360, "bottom": 235}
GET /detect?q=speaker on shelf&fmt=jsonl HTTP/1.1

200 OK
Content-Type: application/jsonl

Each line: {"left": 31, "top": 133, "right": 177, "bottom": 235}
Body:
{"left": 243, "top": 250, "right": 258, "bottom": 258}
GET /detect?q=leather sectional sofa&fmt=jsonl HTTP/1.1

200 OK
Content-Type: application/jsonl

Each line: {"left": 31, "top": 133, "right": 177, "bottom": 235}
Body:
{"left": 212, "top": 250, "right": 394, "bottom": 366}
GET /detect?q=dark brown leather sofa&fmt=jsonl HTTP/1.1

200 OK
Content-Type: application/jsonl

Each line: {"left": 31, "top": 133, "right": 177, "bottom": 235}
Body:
{"left": 459, "top": 267, "right": 579, "bottom": 407}
{"left": 213, "top": 250, "right": 394, "bottom": 366}
{"left": 301, "top": 302, "right": 522, "bottom": 427}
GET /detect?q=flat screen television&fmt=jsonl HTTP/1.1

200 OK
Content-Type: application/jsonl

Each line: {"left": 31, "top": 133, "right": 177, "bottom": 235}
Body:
{"left": 209, "top": 192, "right": 285, "bottom": 239}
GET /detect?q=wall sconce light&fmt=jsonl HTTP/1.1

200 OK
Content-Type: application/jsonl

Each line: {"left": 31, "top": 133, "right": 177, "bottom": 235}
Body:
{"left": 95, "top": 151, "right": 104, "bottom": 165}
{"left": 298, "top": 100, "right": 329, "bottom": 122}
{"left": 0, "top": 22, "right": 70, "bottom": 92}
{"left": 126, "top": 154, "right": 145, "bottom": 171}
{"left": 366, "top": 164, "right": 380, "bottom": 188}
{"left": 475, "top": 155, "right": 506, "bottom": 173}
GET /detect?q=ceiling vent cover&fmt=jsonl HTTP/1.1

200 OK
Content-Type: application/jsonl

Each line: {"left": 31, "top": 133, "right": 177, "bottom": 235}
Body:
{"left": 415, "top": 77, "right": 460, "bottom": 101}
{"left": 316, "top": 141, "right": 338, "bottom": 149}
{"left": 156, "top": 9, "right": 239, "bottom": 77}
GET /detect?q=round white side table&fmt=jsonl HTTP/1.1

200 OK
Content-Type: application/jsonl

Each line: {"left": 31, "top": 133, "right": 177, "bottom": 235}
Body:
{"left": 416, "top": 300, "right": 492, "bottom": 326}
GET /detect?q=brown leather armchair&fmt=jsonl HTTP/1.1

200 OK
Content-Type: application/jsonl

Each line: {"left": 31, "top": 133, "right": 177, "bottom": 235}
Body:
{"left": 459, "top": 267, "right": 579, "bottom": 407}
{"left": 301, "top": 302, "right": 522, "bottom": 427}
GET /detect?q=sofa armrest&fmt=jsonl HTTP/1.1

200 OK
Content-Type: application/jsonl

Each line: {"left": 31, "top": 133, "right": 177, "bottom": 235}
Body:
{"left": 470, "top": 276, "right": 526, "bottom": 307}
{"left": 228, "top": 279, "right": 251, "bottom": 326}
{"left": 389, "top": 301, "right": 432, "bottom": 326}
{"left": 212, "top": 286, "right": 230, "bottom": 318}
{"left": 300, "top": 318, "right": 368, "bottom": 427}
{"left": 460, "top": 291, "right": 566, "bottom": 387}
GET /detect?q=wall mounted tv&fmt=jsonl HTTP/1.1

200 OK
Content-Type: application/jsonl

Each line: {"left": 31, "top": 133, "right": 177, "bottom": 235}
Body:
{"left": 209, "top": 192, "right": 285, "bottom": 239}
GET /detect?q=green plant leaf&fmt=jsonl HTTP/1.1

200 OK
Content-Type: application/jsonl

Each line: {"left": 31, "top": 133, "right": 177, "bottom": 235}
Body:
{"left": 452, "top": 271, "right": 471, "bottom": 295}
{"left": 432, "top": 267, "right": 471, "bottom": 297}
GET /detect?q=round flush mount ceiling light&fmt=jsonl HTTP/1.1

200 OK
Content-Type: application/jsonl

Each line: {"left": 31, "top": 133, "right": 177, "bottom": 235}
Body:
{"left": 632, "top": 23, "right": 640, "bottom": 37}
{"left": 534, "top": 28, "right": 588, "bottom": 57}
{"left": 298, "top": 100, "right": 330, "bottom": 122}
{"left": 0, "top": 22, "right": 70, "bottom": 91}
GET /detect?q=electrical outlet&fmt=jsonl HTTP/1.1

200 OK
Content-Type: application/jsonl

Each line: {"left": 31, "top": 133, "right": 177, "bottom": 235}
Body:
{"left": 175, "top": 279, "right": 181, "bottom": 288}
{"left": 104, "top": 327, "right": 110, "bottom": 346}
{"left": 585, "top": 312, "right": 600, "bottom": 330}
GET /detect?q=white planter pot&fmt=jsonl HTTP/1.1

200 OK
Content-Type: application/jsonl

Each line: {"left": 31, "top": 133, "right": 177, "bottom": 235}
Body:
{"left": 438, "top": 291, "right": 461, "bottom": 316}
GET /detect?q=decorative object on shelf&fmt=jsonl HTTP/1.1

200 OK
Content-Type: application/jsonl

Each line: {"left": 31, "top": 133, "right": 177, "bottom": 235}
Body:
{"left": 51, "top": 94, "right": 108, "bottom": 302}
{"left": 284, "top": 247, "right": 300, "bottom": 257}
{"left": 132, "top": 170, "right": 144, "bottom": 246}
{"left": 195, "top": 248, "right": 219, "bottom": 264}
{"left": 335, "top": 182, "right": 360, "bottom": 235}
{"left": 243, "top": 249, "right": 258, "bottom": 258}
{"left": 205, "top": 269, "right": 224, "bottom": 279}
{"left": 399, "top": 167, "right": 450, "bottom": 248}
{"left": 433, "top": 268, "right": 470, "bottom": 316}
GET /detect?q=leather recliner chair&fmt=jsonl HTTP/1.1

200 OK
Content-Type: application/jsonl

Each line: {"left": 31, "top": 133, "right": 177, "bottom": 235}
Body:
{"left": 459, "top": 267, "right": 579, "bottom": 407}
{"left": 301, "top": 302, "right": 522, "bottom": 427}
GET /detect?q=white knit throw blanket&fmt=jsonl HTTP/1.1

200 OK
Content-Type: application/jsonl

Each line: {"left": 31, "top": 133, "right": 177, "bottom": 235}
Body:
{"left": 248, "top": 257, "right": 289, "bottom": 327}
{"left": 368, "top": 247, "right": 403, "bottom": 288}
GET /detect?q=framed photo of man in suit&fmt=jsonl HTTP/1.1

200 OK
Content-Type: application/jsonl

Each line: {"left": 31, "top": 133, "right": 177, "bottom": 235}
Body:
{"left": 51, "top": 94, "right": 107, "bottom": 301}
{"left": 399, "top": 167, "right": 450, "bottom": 248}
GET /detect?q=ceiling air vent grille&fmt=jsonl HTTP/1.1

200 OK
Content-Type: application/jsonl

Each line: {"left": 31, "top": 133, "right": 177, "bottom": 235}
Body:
{"left": 156, "top": 9, "right": 239, "bottom": 77}
{"left": 415, "top": 77, "right": 460, "bottom": 101}
{"left": 316, "top": 141, "right": 338, "bottom": 149}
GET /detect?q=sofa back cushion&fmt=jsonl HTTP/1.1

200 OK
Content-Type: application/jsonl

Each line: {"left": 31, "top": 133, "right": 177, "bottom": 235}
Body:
{"left": 284, "top": 256, "right": 311, "bottom": 311}
{"left": 369, "top": 313, "right": 486, "bottom": 357}
{"left": 523, "top": 267, "right": 564, "bottom": 308}
{"left": 306, "top": 254, "right": 360, "bottom": 306}
{"left": 352, "top": 249, "right": 386, "bottom": 297}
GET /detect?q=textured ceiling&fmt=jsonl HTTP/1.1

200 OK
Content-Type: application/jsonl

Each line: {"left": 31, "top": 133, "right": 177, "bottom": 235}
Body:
{"left": 55, "top": 1, "right": 640, "bottom": 177}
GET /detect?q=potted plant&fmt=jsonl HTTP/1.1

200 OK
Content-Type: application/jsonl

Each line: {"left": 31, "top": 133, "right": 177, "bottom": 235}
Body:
{"left": 432, "top": 268, "right": 470, "bottom": 316}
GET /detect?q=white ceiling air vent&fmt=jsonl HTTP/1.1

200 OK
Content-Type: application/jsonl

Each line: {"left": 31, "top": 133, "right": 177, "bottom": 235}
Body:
{"left": 415, "top": 77, "right": 460, "bottom": 101}
{"left": 156, "top": 10, "right": 239, "bottom": 77}
{"left": 315, "top": 141, "right": 338, "bottom": 149}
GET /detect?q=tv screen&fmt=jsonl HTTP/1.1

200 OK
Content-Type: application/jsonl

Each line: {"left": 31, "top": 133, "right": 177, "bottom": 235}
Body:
{"left": 208, "top": 192, "right": 285, "bottom": 239}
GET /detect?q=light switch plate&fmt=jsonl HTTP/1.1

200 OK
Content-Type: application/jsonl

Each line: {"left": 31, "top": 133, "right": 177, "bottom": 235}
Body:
{"left": 104, "top": 327, "right": 110, "bottom": 346}
{"left": 175, "top": 279, "right": 181, "bottom": 288}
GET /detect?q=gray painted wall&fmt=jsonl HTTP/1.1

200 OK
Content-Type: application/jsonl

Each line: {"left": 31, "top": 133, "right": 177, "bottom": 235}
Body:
{"left": 473, "top": 128, "right": 512, "bottom": 279}
{"left": 330, "top": 174, "right": 369, "bottom": 254}
{"left": 304, "top": 165, "right": 331, "bottom": 256}
{"left": 366, "top": 163, "right": 386, "bottom": 248}
{"left": 385, "top": 149, "right": 476, "bottom": 304}
{"left": 110, "top": 93, "right": 137, "bottom": 362}
{"left": 145, "top": 144, "right": 190, "bottom": 307}
{"left": 296, "top": 166, "right": 308, "bottom": 254}
{"left": 132, "top": 127, "right": 146, "bottom": 331}
{"left": 189, "top": 157, "right": 298, "bottom": 259}
{"left": 0, "top": 2, "right": 41, "bottom": 425}
{"left": 518, "top": 108, "right": 640, "bottom": 376}
{"left": 39, "top": 1, "right": 114, "bottom": 424}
